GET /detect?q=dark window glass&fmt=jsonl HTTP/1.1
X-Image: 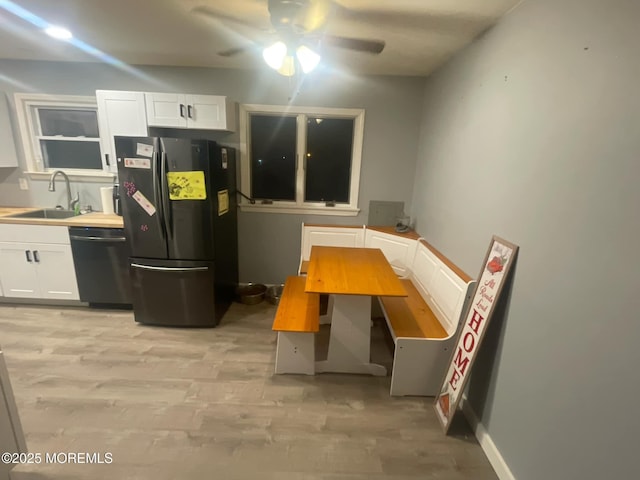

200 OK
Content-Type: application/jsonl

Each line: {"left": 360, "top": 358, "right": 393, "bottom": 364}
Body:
{"left": 250, "top": 114, "right": 297, "bottom": 201}
{"left": 38, "top": 109, "right": 99, "bottom": 137}
{"left": 304, "top": 117, "right": 354, "bottom": 203}
{"left": 40, "top": 140, "right": 103, "bottom": 170}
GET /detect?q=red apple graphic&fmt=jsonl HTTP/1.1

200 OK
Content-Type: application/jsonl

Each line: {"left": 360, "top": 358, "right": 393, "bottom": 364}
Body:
{"left": 487, "top": 255, "right": 506, "bottom": 274}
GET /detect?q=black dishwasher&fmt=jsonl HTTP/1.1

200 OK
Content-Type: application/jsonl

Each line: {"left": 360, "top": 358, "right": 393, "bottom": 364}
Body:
{"left": 69, "top": 227, "right": 132, "bottom": 306}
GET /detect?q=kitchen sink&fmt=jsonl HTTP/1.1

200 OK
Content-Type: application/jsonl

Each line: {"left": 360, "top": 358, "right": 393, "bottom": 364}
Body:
{"left": 9, "top": 209, "right": 79, "bottom": 219}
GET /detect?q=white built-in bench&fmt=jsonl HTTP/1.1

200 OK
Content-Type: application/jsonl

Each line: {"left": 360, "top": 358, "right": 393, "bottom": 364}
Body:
{"left": 272, "top": 276, "right": 319, "bottom": 375}
{"left": 378, "top": 238, "right": 475, "bottom": 396}
{"left": 297, "top": 223, "right": 366, "bottom": 323}
{"left": 298, "top": 223, "right": 365, "bottom": 275}
{"left": 274, "top": 224, "right": 475, "bottom": 396}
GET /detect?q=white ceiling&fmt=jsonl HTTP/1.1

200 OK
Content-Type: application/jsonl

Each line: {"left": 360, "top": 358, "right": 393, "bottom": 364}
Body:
{"left": 0, "top": 0, "right": 521, "bottom": 77}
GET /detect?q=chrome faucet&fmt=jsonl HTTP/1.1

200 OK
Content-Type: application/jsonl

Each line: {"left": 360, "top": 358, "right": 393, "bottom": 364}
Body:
{"left": 48, "top": 170, "right": 79, "bottom": 212}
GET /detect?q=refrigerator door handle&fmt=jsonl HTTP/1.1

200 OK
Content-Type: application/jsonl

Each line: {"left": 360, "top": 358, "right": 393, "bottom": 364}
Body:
{"left": 160, "top": 151, "right": 173, "bottom": 240}
{"left": 131, "top": 263, "right": 209, "bottom": 272}
{"left": 152, "top": 151, "right": 168, "bottom": 244}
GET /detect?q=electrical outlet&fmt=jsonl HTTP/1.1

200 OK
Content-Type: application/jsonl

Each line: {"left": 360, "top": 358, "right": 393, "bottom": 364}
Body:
{"left": 18, "top": 178, "right": 29, "bottom": 190}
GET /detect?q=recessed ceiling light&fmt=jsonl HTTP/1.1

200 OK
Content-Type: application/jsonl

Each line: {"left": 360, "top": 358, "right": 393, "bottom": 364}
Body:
{"left": 45, "top": 26, "right": 72, "bottom": 40}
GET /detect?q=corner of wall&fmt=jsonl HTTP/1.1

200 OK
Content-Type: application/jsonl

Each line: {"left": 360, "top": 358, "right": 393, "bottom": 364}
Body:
{"left": 460, "top": 394, "right": 516, "bottom": 480}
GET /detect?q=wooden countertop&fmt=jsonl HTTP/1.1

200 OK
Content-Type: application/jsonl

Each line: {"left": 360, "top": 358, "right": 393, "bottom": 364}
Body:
{"left": 366, "top": 225, "right": 421, "bottom": 240}
{"left": 0, "top": 208, "right": 124, "bottom": 228}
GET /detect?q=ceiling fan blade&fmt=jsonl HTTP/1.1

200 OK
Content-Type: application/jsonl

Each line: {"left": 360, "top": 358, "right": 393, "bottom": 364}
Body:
{"left": 330, "top": 1, "right": 488, "bottom": 35}
{"left": 191, "top": 6, "right": 267, "bottom": 31}
{"left": 217, "top": 46, "right": 251, "bottom": 58}
{"left": 268, "top": 0, "right": 333, "bottom": 33}
{"left": 323, "top": 35, "right": 385, "bottom": 54}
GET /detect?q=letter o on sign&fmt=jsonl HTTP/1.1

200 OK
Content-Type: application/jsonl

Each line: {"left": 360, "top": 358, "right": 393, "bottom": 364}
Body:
{"left": 463, "top": 332, "right": 475, "bottom": 353}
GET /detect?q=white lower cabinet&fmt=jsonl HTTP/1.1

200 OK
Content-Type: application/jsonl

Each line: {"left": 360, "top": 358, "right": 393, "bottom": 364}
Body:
{"left": 0, "top": 243, "right": 39, "bottom": 298}
{"left": 0, "top": 225, "right": 79, "bottom": 301}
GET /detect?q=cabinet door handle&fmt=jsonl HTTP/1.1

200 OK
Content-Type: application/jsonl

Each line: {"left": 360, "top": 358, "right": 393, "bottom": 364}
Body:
{"left": 187, "top": 105, "right": 194, "bottom": 119}
{"left": 105, "top": 153, "right": 110, "bottom": 167}
{"left": 179, "top": 104, "right": 186, "bottom": 118}
{"left": 33, "top": 250, "right": 40, "bottom": 263}
{"left": 25, "top": 250, "right": 32, "bottom": 262}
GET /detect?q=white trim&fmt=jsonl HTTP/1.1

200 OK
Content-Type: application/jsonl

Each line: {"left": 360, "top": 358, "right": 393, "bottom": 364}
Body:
{"left": 239, "top": 103, "right": 364, "bottom": 214}
{"left": 295, "top": 113, "right": 307, "bottom": 205}
{"left": 243, "top": 103, "right": 365, "bottom": 117}
{"left": 25, "top": 170, "right": 116, "bottom": 182}
{"left": 13, "top": 93, "right": 106, "bottom": 174}
{"left": 239, "top": 204, "right": 359, "bottom": 216}
{"left": 37, "top": 136, "right": 99, "bottom": 142}
{"left": 460, "top": 395, "right": 516, "bottom": 480}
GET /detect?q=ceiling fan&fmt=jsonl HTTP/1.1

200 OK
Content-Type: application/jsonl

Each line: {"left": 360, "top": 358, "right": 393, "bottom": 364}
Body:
{"left": 191, "top": 0, "right": 385, "bottom": 76}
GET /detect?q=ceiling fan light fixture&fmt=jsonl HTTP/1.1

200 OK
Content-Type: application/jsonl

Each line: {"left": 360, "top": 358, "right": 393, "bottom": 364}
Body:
{"left": 296, "top": 45, "right": 320, "bottom": 73}
{"left": 277, "top": 55, "right": 296, "bottom": 77}
{"left": 262, "top": 41, "right": 287, "bottom": 70}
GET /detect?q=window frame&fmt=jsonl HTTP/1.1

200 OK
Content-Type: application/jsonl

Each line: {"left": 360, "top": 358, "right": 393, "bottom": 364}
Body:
{"left": 239, "top": 103, "right": 364, "bottom": 216}
{"left": 14, "top": 93, "right": 114, "bottom": 180}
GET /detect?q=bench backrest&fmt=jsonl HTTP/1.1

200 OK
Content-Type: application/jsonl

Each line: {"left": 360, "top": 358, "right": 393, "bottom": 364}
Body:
{"left": 364, "top": 227, "right": 418, "bottom": 277}
{"left": 300, "top": 223, "right": 365, "bottom": 261}
{"left": 409, "top": 240, "right": 476, "bottom": 337}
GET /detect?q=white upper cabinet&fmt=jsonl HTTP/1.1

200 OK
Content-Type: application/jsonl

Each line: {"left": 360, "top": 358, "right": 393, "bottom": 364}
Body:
{"left": 0, "top": 93, "right": 18, "bottom": 168}
{"left": 144, "top": 92, "right": 184, "bottom": 128}
{"left": 96, "top": 90, "right": 148, "bottom": 173}
{"left": 145, "top": 92, "right": 236, "bottom": 132}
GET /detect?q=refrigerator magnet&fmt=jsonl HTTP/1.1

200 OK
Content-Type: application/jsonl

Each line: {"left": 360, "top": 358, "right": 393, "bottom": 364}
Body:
{"left": 136, "top": 143, "right": 154, "bottom": 157}
{"left": 124, "top": 157, "right": 151, "bottom": 169}
{"left": 132, "top": 190, "right": 157, "bottom": 216}
{"left": 217, "top": 189, "right": 229, "bottom": 216}
{"left": 166, "top": 171, "right": 207, "bottom": 200}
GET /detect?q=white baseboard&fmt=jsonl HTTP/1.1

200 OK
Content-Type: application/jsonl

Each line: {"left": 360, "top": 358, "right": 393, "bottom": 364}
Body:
{"left": 460, "top": 395, "right": 516, "bottom": 480}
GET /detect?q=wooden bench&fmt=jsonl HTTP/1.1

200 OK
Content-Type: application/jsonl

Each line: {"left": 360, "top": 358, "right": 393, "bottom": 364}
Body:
{"left": 378, "top": 239, "right": 476, "bottom": 396}
{"left": 272, "top": 276, "right": 320, "bottom": 375}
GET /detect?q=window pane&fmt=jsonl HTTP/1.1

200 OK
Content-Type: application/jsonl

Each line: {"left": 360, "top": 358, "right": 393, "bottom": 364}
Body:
{"left": 304, "top": 117, "right": 354, "bottom": 203}
{"left": 40, "top": 140, "right": 103, "bottom": 170}
{"left": 250, "top": 114, "right": 297, "bottom": 201}
{"left": 38, "top": 109, "right": 99, "bottom": 137}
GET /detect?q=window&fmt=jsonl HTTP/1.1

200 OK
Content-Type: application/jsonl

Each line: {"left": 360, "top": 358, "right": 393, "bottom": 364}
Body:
{"left": 14, "top": 94, "right": 110, "bottom": 177}
{"left": 239, "top": 104, "right": 364, "bottom": 215}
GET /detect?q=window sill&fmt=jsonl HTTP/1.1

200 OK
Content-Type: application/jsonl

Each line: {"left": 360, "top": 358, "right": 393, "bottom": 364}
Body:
{"left": 239, "top": 203, "right": 360, "bottom": 216}
{"left": 26, "top": 171, "right": 116, "bottom": 182}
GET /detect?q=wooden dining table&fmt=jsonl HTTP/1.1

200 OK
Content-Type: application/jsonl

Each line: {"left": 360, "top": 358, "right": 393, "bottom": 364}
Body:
{"left": 305, "top": 246, "right": 407, "bottom": 376}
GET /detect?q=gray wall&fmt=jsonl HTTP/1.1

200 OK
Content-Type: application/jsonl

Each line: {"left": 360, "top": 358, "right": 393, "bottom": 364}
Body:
{"left": 411, "top": 0, "right": 639, "bottom": 478}
{"left": 0, "top": 60, "right": 425, "bottom": 283}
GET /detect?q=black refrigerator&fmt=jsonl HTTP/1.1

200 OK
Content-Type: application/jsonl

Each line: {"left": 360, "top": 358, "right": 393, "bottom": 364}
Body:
{"left": 115, "top": 136, "right": 238, "bottom": 327}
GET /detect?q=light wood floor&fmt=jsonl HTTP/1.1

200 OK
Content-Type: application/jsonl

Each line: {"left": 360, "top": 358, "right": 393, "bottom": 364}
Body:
{"left": 0, "top": 302, "right": 497, "bottom": 480}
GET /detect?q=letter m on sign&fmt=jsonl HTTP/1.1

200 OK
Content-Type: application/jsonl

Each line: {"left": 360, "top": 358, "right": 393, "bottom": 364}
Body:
{"left": 453, "top": 347, "right": 470, "bottom": 376}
